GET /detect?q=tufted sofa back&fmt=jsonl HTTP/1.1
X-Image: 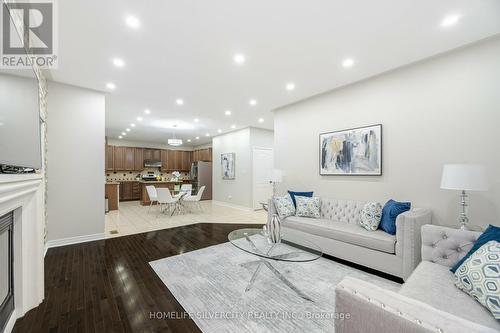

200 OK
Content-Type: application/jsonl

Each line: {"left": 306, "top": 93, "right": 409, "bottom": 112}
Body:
{"left": 421, "top": 224, "right": 481, "bottom": 267}
{"left": 320, "top": 198, "right": 367, "bottom": 225}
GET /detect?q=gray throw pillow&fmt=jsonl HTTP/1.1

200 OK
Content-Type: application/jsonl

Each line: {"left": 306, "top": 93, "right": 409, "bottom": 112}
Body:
{"left": 359, "top": 202, "right": 383, "bottom": 231}
{"left": 454, "top": 240, "right": 500, "bottom": 320}
{"left": 295, "top": 196, "right": 321, "bottom": 218}
{"left": 273, "top": 194, "right": 295, "bottom": 219}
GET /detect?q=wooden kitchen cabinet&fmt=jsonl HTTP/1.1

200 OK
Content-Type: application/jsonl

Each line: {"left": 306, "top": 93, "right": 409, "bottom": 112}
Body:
{"left": 161, "top": 150, "right": 169, "bottom": 171}
{"left": 134, "top": 148, "right": 144, "bottom": 170}
{"left": 113, "top": 146, "right": 126, "bottom": 170}
{"left": 193, "top": 148, "right": 212, "bottom": 162}
{"left": 106, "top": 145, "right": 114, "bottom": 171}
{"left": 144, "top": 149, "right": 161, "bottom": 161}
{"left": 182, "top": 151, "right": 192, "bottom": 170}
{"left": 120, "top": 181, "right": 141, "bottom": 201}
{"left": 124, "top": 147, "right": 135, "bottom": 171}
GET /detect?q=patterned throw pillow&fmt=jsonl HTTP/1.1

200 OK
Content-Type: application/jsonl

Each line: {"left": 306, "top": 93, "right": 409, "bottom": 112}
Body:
{"left": 359, "top": 202, "right": 383, "bottom": 231}
{"left": 273, "top": 194, "right": 295, "bottom": 219}
{"left": 295, "top": 196, "right": 321, "bottom": 218}
{"left": 454, "top": 241, "right": 500, "bottom": 320}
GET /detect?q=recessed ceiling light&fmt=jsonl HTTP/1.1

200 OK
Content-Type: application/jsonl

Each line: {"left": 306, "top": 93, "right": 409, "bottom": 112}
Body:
{"left": 194, "top": 118, "right": 199, "bottom": 122}
{"left": 106, "top": 82, "right": 116, "bottom": 90}
{"left": 136, "top": 116, "right": 143, "bottom": 121}
{"left": 126, "top": 128, "right": 131, "bottom": 132}
{"left": 286, "top": 83, "right": 295, "bottom": 91}
{"left": 121, "top": 132, "right": 126, "bottom": 136}
{"left": 249, "top": 99, "right": 257, "bottom": 106}
{"left": 217, "top": 129, "right": 222, "bottom": 133}
{"left": 225, "top": 110, "right": 231, "bottom": 116}
{"left": 130, "top": 123, "right": 136, "bottom": 127}
{"left": 258, "top": 118, "right": 264, "bottom": 123}
{"left": 125, "top": 15, "right": 140, "bottom": 29}
{"left": 118, "top": 136, "right": 123, "bottom": 139}
{"left": 205, "top": 133, "right": 210, "bottom": 137}
{"left": 231, "top": 125, "right": 236, "bottom": 129}
{"left": 144, "top": 109, "right": 151, "bottom": 114}
{"left": 187, "top": 139, "right": 191, "bottom": 142}
{"left": 233, "top": 53, "right": 246, "bottom": 65}
{"left": 342, "top": 58, "right": 355, "bottom": 68}
{"left": 112, "top": 58, "right": 125, "bottom": 68}
{"left": 195, "top": 136, "right": 200, "bottom": 140}
{"left": 440, "top": 14, "right": 461, "bottom": 27}
{"left": 176, "top": 99, "right": 184, "bottom": 105}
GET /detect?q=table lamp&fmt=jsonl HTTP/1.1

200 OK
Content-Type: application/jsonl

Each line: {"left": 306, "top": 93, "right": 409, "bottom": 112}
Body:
{"left": 440, "top": 164, "right": 488, "bottom": 230}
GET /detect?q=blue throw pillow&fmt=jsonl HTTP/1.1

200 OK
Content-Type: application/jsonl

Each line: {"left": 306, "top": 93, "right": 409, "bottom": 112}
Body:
{"left": 450, "top": 224, "right": 500, "bottom": 273}
{"left": 379, "top": 199, "right": 411, "bottom": 235}
{"left": 288, "top": 191, "right": 313, "bottom": 207}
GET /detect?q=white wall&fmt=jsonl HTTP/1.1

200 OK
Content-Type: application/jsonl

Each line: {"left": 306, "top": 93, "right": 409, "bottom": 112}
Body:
{"left": 274, "top": 37, "right": 500, "bottom": 228}
{"left": 212, "top": 127, "right": 274, "bottom": 209}
{"left": 47, "top": 82, "right": 105, "bottom": 241}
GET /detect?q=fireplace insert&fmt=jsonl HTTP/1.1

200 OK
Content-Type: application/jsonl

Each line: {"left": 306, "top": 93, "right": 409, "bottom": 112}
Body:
{"left": 0, "top": 212, "right": 14, "bottom": 331}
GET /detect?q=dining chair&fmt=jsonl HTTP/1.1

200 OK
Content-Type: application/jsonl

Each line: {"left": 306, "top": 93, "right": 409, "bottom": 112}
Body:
{"left": 145, "top": 185, "right": 158, "bottom": 213}
{"left": 180, "top": 184, "right": 193, "bottom": 196}
{"left": 156, "top": 188, "right": 180, "bottom": 216}
{"left": 183, "top": 185, "right": 205, "bottom": 212}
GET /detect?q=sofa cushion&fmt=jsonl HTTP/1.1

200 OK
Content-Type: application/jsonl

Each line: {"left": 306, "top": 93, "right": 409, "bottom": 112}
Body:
{"left": 273, "top": 194, "right": 295, "bottom": 219}
{"left": 359, "top": 202, "right": 383, "bottom": 231}
{"left": 320, "top": 198, "right": 366, "bottom": 225}
{"left": 288, "top": 190, "right": 313, "bottom": 207}
{"left": 379, "top": 199, "right": 411, "bottom": 235}
{"left": 283, "top": 216, "right": 396, "bottom": 254}
{"left": 295, "top": 196, "right": 321, "bottom": 218}
{"left": 454, "top": 241, "right": 500, "bottom": 320}
{"left": 400, "top": 261, "right": 500, "bottom": 331}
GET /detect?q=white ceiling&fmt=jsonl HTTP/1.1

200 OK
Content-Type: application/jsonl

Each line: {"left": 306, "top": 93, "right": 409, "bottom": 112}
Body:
{"left": 47, "top": 0, "right": 500, "bottom": 146}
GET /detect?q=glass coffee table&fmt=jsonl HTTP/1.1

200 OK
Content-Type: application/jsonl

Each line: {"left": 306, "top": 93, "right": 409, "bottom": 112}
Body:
{"left": 228, "top": 228, "right": 322, "bottom": 301}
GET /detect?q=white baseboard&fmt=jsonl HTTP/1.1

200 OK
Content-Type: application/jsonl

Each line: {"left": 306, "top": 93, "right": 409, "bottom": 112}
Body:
{"left": 46, "top": 233, "right": 105, "bottom": 249}
{"left": 212, "top": 200, "right": 253, "bottom": 212}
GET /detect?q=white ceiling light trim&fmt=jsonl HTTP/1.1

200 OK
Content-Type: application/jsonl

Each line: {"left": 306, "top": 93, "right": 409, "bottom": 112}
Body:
{"left": 224, "top": 110, "right": 231, "bottom": 116}
{"left": 175, "top": 98, "right": 184, "bottom": 105}
{"left": 118, "top": 136, "right": 123, "bottom": 139}
{"left": 121, "top": 132, "right": 126, "bottom": 136}
{"left": 112, "top": 58, "right": 125, "bottom": 68}
{"left": 130, "top": 123, "right": 136, "bottom": 127}
{"left": 194, "top": 118, "right": 199, "bottom": 122}
{"left": 286, "top": 83, "right": 295, "bottom": 91}
{"left": 144, "top": 109, "right": 151, "bottom": 114}
{"left": 230, "top": 125, "right": 236, "bottom": 129}
{"left": 136, "top": 116, "right": 143, "bottom": 121}
{"left": 258, "top": 118, "right": 264, "bottom": 123}
{"left": 126, "top": 128, "right": 131, "bottom": 132}
{"left": 106, "top": 82, "right": 116, "bottom": 90}
{"left": 217, "top": 129, "right": 222, "bottom": 133}
{"left": 342, "top": 58, "right": 355, "bottom": 68}
{"left": 233, "top": 53, "right": 246, "bottom": 65}
{"left": 125, "top": 15, "right": 140, "bottom": 29}
{"left": 249, "top": 99, "right": 257, "bottom": 106}
{"left": 441, "top": 14, "right": 461, "bottom": 27}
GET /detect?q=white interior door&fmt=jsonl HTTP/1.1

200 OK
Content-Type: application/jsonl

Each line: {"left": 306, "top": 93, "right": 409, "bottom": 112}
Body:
{"left": 252, "top": 147, "right": 274, "bottom": 210}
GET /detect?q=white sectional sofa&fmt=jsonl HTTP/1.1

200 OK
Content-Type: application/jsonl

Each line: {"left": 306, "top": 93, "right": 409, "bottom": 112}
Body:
{"left": 268, "top": 197, "right": 432, "bottom": 280}
{"left": 335, "top": 224, "right": 500, "bottom": 333}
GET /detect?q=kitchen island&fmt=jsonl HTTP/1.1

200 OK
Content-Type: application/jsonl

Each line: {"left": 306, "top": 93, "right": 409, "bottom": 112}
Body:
{"left": 139, "top": 180, "right": 193, "bottom": 206}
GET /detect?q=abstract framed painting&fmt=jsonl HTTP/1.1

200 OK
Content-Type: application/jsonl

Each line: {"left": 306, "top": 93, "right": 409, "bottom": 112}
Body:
{"left": 319, "top": 124, "right": 382, "bottom": 176}
{"left": 221, "top": 152, "right": 235, "bottom": 179}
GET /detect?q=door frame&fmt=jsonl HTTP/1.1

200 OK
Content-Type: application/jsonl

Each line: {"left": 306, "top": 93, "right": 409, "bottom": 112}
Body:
{"left": 252, "top": 147, "right": 274, "bottom": 210}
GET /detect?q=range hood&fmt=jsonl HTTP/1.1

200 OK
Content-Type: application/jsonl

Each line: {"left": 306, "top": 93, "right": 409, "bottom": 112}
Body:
{"left": 144, "top": 160, "right": 161, "bottom": 168}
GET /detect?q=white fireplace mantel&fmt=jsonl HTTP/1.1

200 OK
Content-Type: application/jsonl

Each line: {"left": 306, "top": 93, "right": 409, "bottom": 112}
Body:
{"left": 0, "top": 174, "right": 45, "bottom": 333}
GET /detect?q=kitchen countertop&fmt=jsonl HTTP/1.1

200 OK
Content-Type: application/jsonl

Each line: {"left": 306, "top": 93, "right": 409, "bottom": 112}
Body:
{"left": 138, "top": 180, "right": 192, "bottom": 184}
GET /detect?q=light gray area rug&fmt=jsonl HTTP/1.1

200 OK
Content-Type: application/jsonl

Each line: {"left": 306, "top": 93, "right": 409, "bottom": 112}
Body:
{"left": 150, "top": 242, "right": 400, "bottom": 333}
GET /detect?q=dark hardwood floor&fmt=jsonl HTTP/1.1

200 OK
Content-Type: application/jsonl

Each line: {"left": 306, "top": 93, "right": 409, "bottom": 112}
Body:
{"left": 13, "top": 223, "right": 257, "bottom": 333}
{"left": 13, "top": 222, "right": 402, "bottom": 333}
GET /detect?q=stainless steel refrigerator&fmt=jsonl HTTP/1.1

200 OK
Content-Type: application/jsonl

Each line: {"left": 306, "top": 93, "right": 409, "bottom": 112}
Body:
{"left": 190, "top": 161, "right": 212, "bottom": 200}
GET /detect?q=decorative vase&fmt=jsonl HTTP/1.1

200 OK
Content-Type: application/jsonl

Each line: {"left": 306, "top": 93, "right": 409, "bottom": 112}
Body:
{"left": 266, "top": 214, "right": 282, "bottom": 244}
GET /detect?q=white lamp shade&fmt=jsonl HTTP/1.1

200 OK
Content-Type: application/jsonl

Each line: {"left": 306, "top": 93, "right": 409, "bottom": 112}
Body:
{"left": 440, "top": 164, "right": 488, "bottom": 191}
{"left": 271, "top": 169, "right": 283, "bottom": 183}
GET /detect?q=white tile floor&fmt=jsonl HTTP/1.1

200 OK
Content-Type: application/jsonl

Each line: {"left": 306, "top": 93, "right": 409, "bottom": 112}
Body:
{"left": 105, "top": 200, "right": 267, "bottom": 238}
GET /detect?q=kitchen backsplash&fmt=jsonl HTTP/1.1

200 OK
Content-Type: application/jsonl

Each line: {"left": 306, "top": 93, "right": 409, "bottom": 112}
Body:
{"left": 106, "top": 168, "right": 190, "bottom": 182}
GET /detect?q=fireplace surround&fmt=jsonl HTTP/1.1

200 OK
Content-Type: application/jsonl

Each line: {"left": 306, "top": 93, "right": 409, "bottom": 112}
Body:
{"left": 0, "top": 212, "right": 14, "bottom": 332}
{"left": 0, "top": 174, "right": 44, "bottom": 333}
